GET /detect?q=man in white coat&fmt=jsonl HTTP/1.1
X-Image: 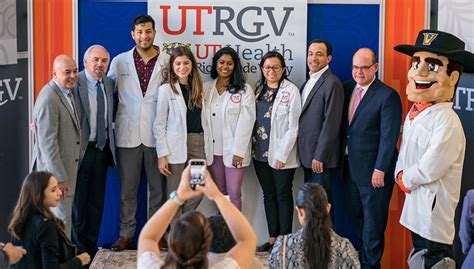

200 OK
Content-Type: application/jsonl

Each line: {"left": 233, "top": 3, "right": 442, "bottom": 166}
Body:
{"left": 394, "top": 30, "right": 474, "bottom": 269}
{"left": 108, "top": 14, "right": 170, "bottom": 251}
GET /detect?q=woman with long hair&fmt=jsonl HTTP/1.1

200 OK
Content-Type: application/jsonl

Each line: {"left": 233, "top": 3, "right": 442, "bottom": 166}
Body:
{"left": 8, "top": 171, "right": 90, "bottom": 268}
{"left": 202, "top": 46, "right": 256, "bottom": 210}
{"left": 252, "top": 51, "right": 301, "bottom": 252}
{"left": 154, "top": 46, "right": 206, "bottom": 214}
{"left": 269, "top": 183, "right": 360, "bottom": 269}
{"left": 137, "top": 165, "right": 257, "bottom": 269}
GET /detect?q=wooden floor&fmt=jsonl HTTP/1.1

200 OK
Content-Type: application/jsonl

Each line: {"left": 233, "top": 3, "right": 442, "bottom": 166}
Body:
{"left": 90, "top": 249, "right": 270, "bottom": 268}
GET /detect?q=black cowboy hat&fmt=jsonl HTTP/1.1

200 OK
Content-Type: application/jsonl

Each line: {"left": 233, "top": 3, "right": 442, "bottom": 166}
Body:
{"left": 394, "top": 29, "right": 474, "bottom": 73}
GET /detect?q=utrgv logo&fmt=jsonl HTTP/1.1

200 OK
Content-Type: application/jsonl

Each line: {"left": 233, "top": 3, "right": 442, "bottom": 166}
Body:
{"left": 160, "top": 5, "right": 295, "bottom": 42}
{"left": 0, "top": 78, "right": 22, "bottom": 106}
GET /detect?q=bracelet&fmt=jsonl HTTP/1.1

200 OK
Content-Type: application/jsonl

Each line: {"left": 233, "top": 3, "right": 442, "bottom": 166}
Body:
{"left": 169, "top": 191, "right": 184, "bottom": 206}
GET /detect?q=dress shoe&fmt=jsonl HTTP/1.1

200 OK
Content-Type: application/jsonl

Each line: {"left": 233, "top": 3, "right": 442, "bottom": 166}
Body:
{"left": 111, "top": 236, "right": 131, "bottom": 251}
{"left": 256, "top": 242, "right": 274, "bottom": 252}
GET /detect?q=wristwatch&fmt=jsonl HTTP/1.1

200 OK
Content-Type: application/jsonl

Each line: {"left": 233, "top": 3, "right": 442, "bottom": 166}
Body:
{"left": 169, "top": 191, "right": 184, "bottom": 206}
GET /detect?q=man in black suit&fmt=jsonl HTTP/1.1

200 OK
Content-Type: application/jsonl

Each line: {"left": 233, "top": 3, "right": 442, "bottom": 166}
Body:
{"left": 297, "top": 39, "right": 344, "bottom": 205}
{"left": 342, "top": 48, "right": 402, "bottom": 269}
{"left": 72, "top": 45, "right": 116, "bottom": 259}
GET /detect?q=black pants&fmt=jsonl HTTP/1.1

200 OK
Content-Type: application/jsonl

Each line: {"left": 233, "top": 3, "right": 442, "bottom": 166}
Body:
{"left": 72, "top": 142, "right": 110, "bottom": 258}
{"left": 411, "top": 232, "right": 453, "bottom": 268}
{"left": 254, "top": 160, "right": 295, "bottom": 238}
{"left": 344, "top": 156, "right": 394, "bottom": 269}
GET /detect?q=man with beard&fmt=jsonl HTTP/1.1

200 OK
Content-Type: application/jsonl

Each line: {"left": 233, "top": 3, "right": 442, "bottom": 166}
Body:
{"left": 32, "top": 54, "right": 81, "bottom": 238}
{"left": 72, "top": 45, "right": 116, "bottom": 259}
{"left": 108, "top": 14, "right": 170, "bottom": 251}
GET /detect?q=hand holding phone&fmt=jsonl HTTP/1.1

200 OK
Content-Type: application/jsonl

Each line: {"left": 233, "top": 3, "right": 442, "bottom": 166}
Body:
{"left": 189, "top": 159, "right": 206, "bottom": 190}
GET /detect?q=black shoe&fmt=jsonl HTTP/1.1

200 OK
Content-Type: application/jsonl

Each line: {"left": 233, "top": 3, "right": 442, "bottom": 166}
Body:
{"left": 256, "top": 242, "right": 274, "bottom": 252}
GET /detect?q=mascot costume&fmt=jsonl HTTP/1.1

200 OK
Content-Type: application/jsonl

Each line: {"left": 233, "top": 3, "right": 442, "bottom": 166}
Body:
{"left": 394, "top": 30, "right": 474, "bottom": 269}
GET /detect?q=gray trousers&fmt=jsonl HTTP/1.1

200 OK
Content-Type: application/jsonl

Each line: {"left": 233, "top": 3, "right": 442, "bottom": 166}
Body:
{"left": 117, "top": 144, "right": 166, "bottom": 237}
{"left": 167, "top": 133, "right": 205, "bottom": 221}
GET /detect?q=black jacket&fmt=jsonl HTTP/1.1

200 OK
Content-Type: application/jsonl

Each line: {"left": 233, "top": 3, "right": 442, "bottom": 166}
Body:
{"left": 12, "top": 212, "right": 82, "bottom": 269}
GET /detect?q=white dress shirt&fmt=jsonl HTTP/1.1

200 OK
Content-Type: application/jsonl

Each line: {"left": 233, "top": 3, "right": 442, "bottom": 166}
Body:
{"left": 301, "top": 65, "right": 329, "bottom": 105}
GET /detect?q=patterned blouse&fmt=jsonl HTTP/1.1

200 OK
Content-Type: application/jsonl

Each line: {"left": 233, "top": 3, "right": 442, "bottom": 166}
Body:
{"left": 252, "top": 85, "right": 278, "bottom": 162}
{"left": 268, "top": 228, "right": 360, "bottom": 269}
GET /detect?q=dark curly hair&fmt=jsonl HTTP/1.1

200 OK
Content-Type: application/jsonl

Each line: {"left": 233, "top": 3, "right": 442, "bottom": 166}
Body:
{"left": 210, "top": 46, "right": 246, "bottom": 94}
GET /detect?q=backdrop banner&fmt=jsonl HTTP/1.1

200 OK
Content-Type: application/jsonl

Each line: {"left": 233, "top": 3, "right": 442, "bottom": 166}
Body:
{"left": 0, "top": 0, "right": 29, "bottom": 240}
{"left": 0, "top": 0, "right": 17, "bottom": 65}
{"left": 148, "top": 0, "right": 307, "bottom": 87}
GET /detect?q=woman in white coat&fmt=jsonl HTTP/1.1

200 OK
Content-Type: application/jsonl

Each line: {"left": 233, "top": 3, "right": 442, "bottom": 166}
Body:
{"left": 153, "top": 46, "right": 205, "bottom": 214}
{"left": 252, "top": 51, "right": 301, "bottom": 252}
{"left": 203, "top": 47, "right": 256, "bottom": 210}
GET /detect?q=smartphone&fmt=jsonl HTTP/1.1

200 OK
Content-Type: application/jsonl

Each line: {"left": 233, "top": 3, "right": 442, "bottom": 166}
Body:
{"left": 189, "top": 159, "right": 206, "bottom": 190}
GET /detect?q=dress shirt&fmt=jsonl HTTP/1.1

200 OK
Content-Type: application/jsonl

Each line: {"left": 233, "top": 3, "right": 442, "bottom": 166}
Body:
{"left": 53, "top": 79, "right": 74, "bottom": 110}
{"left": 347, "top": 76, "right": 376, "bottom": 118}
{"left": 85, "top": 70, "right": 108, "bottom": 142}
{"left": 301, "top": 65, "right": 329, "bottom": 105}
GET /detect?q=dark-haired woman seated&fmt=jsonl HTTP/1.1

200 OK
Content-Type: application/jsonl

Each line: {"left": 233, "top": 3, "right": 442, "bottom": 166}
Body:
{"left": 8, "top": 171, "right": 90, "bottom": 268}
{"left": 269, "top": 183, "right": 360, "bottom": 269}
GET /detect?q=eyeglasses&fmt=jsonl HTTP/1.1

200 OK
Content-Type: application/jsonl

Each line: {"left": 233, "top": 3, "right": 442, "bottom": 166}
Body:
{"left": 262, "top": 65, "right": 283, "bottom": 72}
{"left": 352, "top": 63, "right": 376, "bottom": 72}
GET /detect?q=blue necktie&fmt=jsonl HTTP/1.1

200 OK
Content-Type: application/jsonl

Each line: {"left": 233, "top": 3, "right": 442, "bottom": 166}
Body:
{"left": 96, "top": 81, "right": 106, "bottom": 150}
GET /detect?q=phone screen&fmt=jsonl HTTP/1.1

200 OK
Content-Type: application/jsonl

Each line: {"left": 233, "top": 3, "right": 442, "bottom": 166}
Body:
{"left": 190, "top": 159, "right": 206, "bottom": 190}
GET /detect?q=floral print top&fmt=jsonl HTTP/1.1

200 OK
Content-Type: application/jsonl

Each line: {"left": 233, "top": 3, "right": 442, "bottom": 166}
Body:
{"left": 252, "top": 85, "right": 278, "bottom": 162}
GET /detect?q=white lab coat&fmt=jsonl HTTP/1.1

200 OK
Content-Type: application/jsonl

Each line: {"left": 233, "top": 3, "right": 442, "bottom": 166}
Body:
{"left": 203, "top": 79, "right": 256, "bottom": 167}
{"left": 108, "top": 47, "right": 170, "bottom": 148}
{"left": 396, "top": 102, "right": 466, "bottom": 244}
{"left": 153, "top": 82, "right": 206, "bottom": 164}
{"left": 256, "top": 79, "right": 301, "bottom": 169}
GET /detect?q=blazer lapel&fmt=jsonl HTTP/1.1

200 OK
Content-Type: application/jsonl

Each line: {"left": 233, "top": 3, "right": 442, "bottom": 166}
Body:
{"left": 301, "top": 70, "right": 328, "bottom": 112}
{"left": 126, "top": 49, "right": 142, "bottom": 98}
{"left": 175, "top": 83, "right": 188, "bottom": 130}
{"left": 350, "top": 80, "right": 378, "bottom": 125}
{"left": 49, "top": 81, "right": 81, "bottom": 133}
{"left": 77, "top": 72, "right": 91, "bottom": 125}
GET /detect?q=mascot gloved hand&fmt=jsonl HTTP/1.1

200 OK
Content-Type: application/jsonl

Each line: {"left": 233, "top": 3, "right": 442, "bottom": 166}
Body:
{"left": 394, "top": 30, "right": 474, "bottom": 269}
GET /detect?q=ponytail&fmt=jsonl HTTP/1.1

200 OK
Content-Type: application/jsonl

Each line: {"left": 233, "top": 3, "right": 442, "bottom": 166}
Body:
{"left": 296, "top": 183, "right": 332, "bottom": 269}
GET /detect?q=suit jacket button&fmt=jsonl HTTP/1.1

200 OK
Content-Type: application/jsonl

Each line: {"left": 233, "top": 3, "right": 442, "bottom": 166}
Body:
{"left": 75, "top": 159, "right": 79, "bottom": 162}
{"left": 76, "top": 141, "right": 80, "bottom": 145}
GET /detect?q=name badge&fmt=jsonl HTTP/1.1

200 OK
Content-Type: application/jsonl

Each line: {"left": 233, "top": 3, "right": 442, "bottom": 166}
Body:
{"left": 230, "top": 93, "right": 242, "bottom": 104}
{"left": 280, "top": 91, "right": 290, "bottom": 104}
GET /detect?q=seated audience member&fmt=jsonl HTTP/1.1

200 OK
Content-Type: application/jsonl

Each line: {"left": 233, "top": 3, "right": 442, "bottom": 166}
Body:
{"left": 269, "top": 183, "right": 360, "bottom": 269}
{"left": 8, "top": 171, "right": 90, "bottom": 268}
{"left": 137, "top": 165, "right": 257, "bottom": 269}
{"left": 460, "top": 190, "right": 474, "bottom": 269}
{"left": 0, "top": 242, "right": 26, "bottom": 268}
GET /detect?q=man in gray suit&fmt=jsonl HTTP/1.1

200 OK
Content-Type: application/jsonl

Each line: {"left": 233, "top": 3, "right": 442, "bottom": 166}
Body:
{"left": 72, "top": 45, "right": 116, "bottom": 259}
{"left": 297, "top": 39, "right": 344, "bottom": 206}
{"left": 32, "top": 54, "right": 81, "bottom": 237}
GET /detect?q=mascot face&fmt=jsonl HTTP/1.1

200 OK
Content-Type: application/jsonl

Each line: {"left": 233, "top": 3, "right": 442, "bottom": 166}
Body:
{"left": 406, "top": 51, "right": 460, "bottom": 103}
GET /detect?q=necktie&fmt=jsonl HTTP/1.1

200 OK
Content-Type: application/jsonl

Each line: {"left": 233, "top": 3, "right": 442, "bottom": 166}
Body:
{"left": 349, "top": 87, "right": 363, "bottom": 125}
{"left": 67, "top": 91, "right": 80, "bottom": 127}
{"left": 96, "top": 81, "right": 106, "bottom": 150}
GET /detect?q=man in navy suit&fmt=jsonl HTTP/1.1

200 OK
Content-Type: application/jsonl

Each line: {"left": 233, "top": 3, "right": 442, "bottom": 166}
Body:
{"left": 342, "top": 48, "right": 402, "bottom": 269}
{"left": 297, "top": 39, "right": 344, "bottom": 206}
